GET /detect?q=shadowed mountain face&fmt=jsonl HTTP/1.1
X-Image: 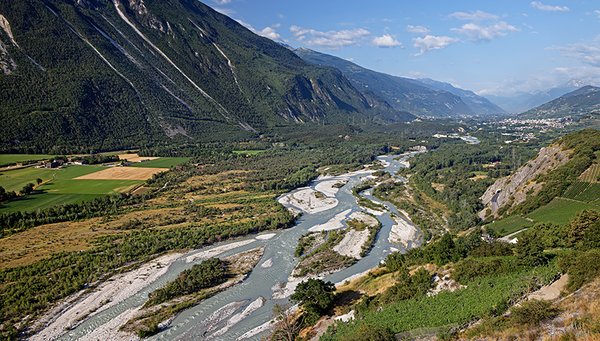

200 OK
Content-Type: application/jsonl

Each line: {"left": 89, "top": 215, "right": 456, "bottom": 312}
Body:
{"left": 294, "top": 47, "right": 505, "bottom": 118}
{"left": 0, "top": 0, "right": 408, "bottom": 152}
{"left": 520, "top": 86, "right": 600, "bottom": 119}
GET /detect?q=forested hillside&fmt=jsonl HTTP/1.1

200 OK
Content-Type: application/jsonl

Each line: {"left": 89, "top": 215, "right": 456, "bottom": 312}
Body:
{"left": 0, "top": 0, "right": 407, "bottom": 153}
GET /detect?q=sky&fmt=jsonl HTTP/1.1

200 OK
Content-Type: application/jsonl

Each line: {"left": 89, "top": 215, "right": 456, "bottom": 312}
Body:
{"left": 206, "top": 0, "right": 600, "bottom": 96}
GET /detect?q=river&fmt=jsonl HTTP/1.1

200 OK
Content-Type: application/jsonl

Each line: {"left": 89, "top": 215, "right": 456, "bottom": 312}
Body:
{"left": 58, "top": 152, "right": 420, "bottom": 341}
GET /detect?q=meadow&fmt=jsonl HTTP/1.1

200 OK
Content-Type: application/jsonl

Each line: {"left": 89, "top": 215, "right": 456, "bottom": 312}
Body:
{"left": 0, "top": 165, "right": 142, "bottom": 213}
{"left": 0, "top": 154, "right": 54, "bottom": 166}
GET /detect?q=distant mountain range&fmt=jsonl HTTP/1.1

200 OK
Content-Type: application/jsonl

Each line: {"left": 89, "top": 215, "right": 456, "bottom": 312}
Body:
{"left": 294, "top": 48, "right": 506, "bottom": 117}
{"left": 0, "top": 0, "right": 411, "bottom": 152}
{"left": 485, "top": 80, "right": 589, "bottom": 114}
{"left": 520, "top": 85, "right": 600, "bottom": 119}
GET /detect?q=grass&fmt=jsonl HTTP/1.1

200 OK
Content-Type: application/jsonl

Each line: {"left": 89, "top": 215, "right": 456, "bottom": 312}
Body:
{"left": 489, "top": 194, "right": 599, "bottom": 236}
{"left": 129, "top": 157, "right": 190, "bottom": 168}
{"left": 0, "top": 165, "right": 142, "bottom": 213}
{"left": 487, "top": 215, "right": 533, "bottom": 237}
{"left": 322, "top": 265, "right": 558, "bottom": 340}
{"left": 232, "top": 150, "right": 265, "bottom": 156}
{"left": 0, "top": 154, "right": 54, "bottom": 166}
{"left": 528, "top": 197, "right": 599, "bottom": 226}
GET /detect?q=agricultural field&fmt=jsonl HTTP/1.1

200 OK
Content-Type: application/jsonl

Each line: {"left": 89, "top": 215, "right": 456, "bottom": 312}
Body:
{"left": 0, "top": 154, "right": 54, "bottom": 167}
{"left": 563, "top": 181, "right": 600, "bottom": 203}
{"left": 486, "top": 215, "right": 533, "bottom": 237}
{"left": 579, "top": 163, "right": 600, "bottom": 182}
{"left": 129, "top": 157, "right": 190, "bottom": 168}
{"left": 528, "top": 197, "right": 598, "bottom": 225}
{"left": 0, "top": 165, "right": 144, "bottom": 213}
{"left": 322, "top": 265, "right": 558, "bottom": 340}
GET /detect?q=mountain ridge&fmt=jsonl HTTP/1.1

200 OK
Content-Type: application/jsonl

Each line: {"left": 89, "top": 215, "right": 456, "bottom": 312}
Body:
{"left": 520, "top": 85, "right": 600, "bottom": 119}
{"left": 294, "top": 47, "right": 504, "bottom": 117}
{"left": 0, "top": 0, "right": 409, "bottom": 153}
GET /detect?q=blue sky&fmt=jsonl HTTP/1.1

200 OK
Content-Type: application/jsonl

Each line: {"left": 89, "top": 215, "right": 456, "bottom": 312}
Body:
{"left": 207, "top": 0, "right": 600, "bottom": 96}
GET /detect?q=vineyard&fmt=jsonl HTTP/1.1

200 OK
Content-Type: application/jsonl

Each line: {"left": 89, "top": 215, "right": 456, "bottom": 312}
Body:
{"left": 321, "top": 264, "right": 558, "bottom": 340}
{"left": 563, "top": 181, "right": 600, "bottom": 203}
{"left": 579, "top": 163, "right": 600, "bottom": 182}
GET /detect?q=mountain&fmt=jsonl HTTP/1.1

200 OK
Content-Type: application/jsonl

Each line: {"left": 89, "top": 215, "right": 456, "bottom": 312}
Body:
{"left": 416, "top": 78, "right": 505, "bottom": 115}
{"left": 520, "top": 86, "right": 600, "bottom": 119}
{"left": 0, "top": 0, "right": 407, "bottom": 153}
{"left": 294, "top": 48, "right": 475, "bottom": 118}
{"left": 485, "top": 80, "right": 586, "bottom": 114}
{"left": 294, "top": 48, "right": 504, "bottom": 117}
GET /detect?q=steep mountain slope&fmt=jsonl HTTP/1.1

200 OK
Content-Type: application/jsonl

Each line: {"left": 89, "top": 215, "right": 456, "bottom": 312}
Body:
{"left": 294, "top": 48, "right": 475, "bottom": 118}
{"left": 0, "top": 0, "right": 403, "bottom": 152}
{"left": 480, "top": 129, "right": 600, "bottom": 220}
{"left": 416, "top": 78, "right": 505, "bottom": 115}
{"left": 520, "top": 85, "right": 600, "bottom": 119}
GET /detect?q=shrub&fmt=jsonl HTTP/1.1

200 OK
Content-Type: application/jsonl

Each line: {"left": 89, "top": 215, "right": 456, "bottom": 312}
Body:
{"left": 510, "top": 300, "right": 559, "bottom": 326}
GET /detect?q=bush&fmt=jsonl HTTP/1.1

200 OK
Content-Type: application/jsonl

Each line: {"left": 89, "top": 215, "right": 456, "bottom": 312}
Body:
{"left": 510, "top": 300, "right": 559, "bottom": 326}
{"left": 558, "top": 249, "right": 600, "bottom": 291}
{"left": 453, "top": 257, "right": 519, "bottom": 284}
{"left": 343, "top": 324, "right": 395, "bottom": 341}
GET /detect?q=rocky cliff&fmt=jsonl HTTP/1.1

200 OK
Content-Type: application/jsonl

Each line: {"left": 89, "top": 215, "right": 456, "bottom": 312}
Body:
{"left": 479, "top": 144, "right": 572, "bottom": 219}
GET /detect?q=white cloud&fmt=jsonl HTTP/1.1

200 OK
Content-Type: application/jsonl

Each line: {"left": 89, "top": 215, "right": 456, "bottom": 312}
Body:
{"left": 214, "top": 0, "right": 232, "bottom": 4}
{"left": 290, "top": 25, "right": 370, "bottom": 48}
{"left": 237, "top": 20, "right": 281, "bottom": 41}
{"left": 555, "top": 40, "right": 600, "bottom": 66}
{"left": 449, "top": 10, "right": 499, "bottom": 21}
{"left": 530, "top": 1, "right": 569, "bottom": 12}
{"left": 594, "top": 10, "right": 600, "bottom": 18}
{"left": 413, "top": 35, "right": 458, "bottom": 55}
{"left": 452, "top": 21, "right": 519, "bottom": 42}
{"left": 406, "top": 25, "right": 429, "bottom": 34}
{"left": 372, "top": 34, "right": 402, "bottom": 48}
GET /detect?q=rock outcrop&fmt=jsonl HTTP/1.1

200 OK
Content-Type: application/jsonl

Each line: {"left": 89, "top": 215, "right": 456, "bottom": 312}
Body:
{"left": 479, "top": 144, "right": 571, "bottom": 219}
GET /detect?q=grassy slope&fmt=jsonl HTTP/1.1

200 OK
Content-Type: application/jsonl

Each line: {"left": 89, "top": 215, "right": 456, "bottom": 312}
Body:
{"left": 0, "top": 165, "right": 142, "bottom": 212}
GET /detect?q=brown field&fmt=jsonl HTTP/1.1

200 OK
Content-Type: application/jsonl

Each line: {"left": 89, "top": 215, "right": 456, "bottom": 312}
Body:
{"left": 118, "top": 153, "right": 160, "bottom": 163}
{"left": 75, "top": 166, "right": 168, "bottom": 180}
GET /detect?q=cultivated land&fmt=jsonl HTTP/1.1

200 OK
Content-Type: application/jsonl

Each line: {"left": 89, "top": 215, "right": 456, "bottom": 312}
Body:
{"left": 0, "top": 165, "right": 141, "bottom": 212}
{"left": 0, "top": 154, "right": 54, "bottom": 166}
{"left": 75, "top": 167, "right": 168, "bottom": 180}
{"left": 129, "top": 157, "right": 190, "bottom": 168}
{"left": 117, "top": 153, "right": 159, "bottom": 163}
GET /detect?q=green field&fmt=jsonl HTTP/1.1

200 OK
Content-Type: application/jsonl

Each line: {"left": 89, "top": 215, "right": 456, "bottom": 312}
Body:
{"left": 563, "top": 181, "right": 600, "bottom": 203}
{"left": 0, "top": 165, "right": 142, "bottom": 213}
{"left": 528, "top": 197, "right": 599, "bottom": 225}
{"left": 0, "top": 154, "right": 54, "bottom": 166}
{"left": 487, "top": 193, "right": 599, "bottom": 236}
{"left": 130, "top": 157, "right": 190, "bottom": 168}
{"left": 486, "top": 215, "right": 533, "bottom": 237}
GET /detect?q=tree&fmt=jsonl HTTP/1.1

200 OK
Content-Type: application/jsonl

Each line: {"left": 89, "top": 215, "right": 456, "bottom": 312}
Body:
{"left": 290, "top": 278, "right": 335, "bottom": 322}
{"left": 36, "top": 178, "right": 43, "bottom": 185}
{"left": 567, "top": 210, "right": 600, "bottom": 249}
{"left": 515, "top": 232, "right": 547, "bottom": 266}
{"left": 20, "top": 183, "right": 35, "bottom": 195}
{"left": 433, "top": 233, "right": 456, "bottom": 265}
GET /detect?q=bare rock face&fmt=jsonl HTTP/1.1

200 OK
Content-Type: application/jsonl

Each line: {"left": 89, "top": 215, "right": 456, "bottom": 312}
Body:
{"left": 479, "top": 144, "right": 571, "bottom": 219}
{"left": 0, "top": 14, "right": 17, "bottom": 74}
